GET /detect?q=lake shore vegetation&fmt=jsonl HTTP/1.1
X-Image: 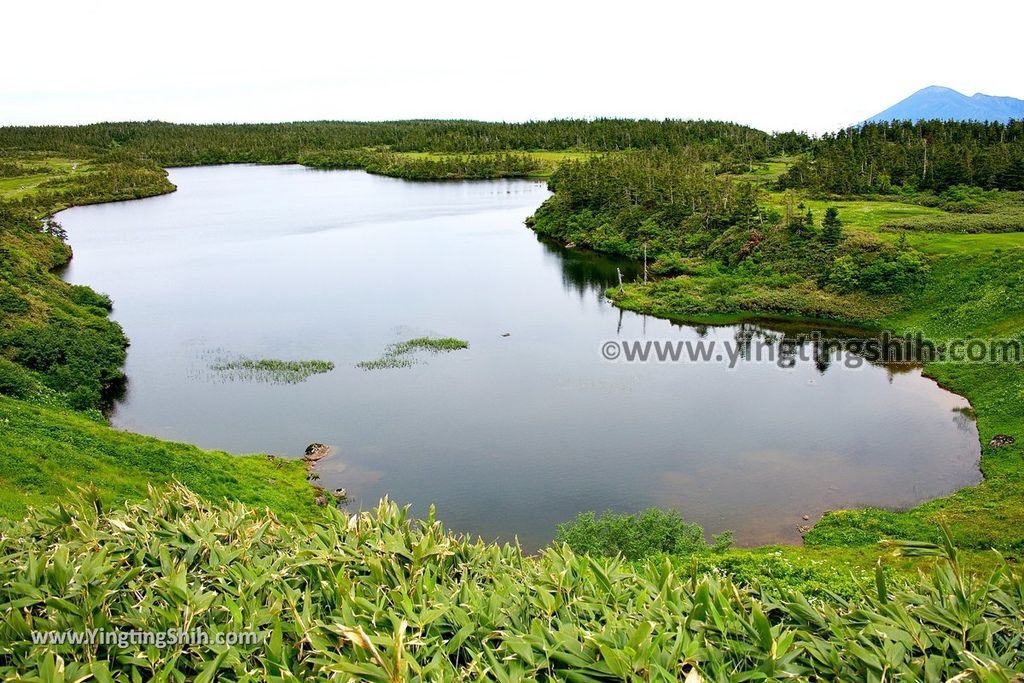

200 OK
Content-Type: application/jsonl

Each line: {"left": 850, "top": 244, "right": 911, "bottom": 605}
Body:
{"left": 356, "top": 336, "right": 469, "bottom": 370}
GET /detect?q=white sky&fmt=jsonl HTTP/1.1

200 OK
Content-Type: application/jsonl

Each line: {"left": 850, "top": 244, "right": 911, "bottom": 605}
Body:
{"left": 3, "top": 0, "right": 1020, "bottom": 134}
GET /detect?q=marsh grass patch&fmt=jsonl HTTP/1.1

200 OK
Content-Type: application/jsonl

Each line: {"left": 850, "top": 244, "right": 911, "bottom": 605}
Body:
{"left": 357, "top": 336, "right": 468, "bottom": 370}
{"left": 207, "top": 356, "right": 335, "bottom": 384}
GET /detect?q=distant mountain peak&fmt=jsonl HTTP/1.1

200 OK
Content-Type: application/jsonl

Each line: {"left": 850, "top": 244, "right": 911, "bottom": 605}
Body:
{"left": 864, "top": 86, "right": 1024, "bottom": 124}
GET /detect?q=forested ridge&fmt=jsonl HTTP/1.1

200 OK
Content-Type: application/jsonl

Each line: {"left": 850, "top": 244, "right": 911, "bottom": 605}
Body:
{"left": 2, "top": 118, "right": 1021, "bottom": 187}
{"left": 524, "top": 119, "right": 1024, "bottom": 316}
{"left": 4, "top": 117, "right": 1022, "bottom": 193}
{"left": 0, "top": 119, "right": 777, "bottom": 164}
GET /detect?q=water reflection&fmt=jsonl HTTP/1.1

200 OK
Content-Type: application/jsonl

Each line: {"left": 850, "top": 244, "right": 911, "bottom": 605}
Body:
{"left": 537, "top": 236, "right": 643, "bottom": 299}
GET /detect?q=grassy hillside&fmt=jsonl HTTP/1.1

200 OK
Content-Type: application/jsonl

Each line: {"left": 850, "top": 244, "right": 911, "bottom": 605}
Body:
{"left": 0, "top": 396, "right": 316, "bottom": 520}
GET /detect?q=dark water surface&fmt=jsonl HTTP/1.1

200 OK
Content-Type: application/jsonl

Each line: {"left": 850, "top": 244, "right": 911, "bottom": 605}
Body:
{"left": 58, "top": 165, "right": 981, "bottom": 549}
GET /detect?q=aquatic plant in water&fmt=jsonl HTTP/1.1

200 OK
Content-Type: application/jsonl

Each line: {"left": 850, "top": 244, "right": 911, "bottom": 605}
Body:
{"left": 357, "top": 336, "right": 468, "bottom": 370}
{"left": 209, "top": 357, "right": 335, "bottom": 384}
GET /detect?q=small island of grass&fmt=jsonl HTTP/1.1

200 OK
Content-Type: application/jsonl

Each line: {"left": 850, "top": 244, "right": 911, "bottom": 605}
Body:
{"left": 357, "top": 336, "right": 469, "bottom": 370}
{"left": 210, "top": 357, "right": 335, "bottom": 384}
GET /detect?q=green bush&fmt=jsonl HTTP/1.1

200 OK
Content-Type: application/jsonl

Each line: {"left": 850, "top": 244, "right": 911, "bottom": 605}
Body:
{"left": 938, "top": 184, "right": 991, "bottom": 212}
{"left": 555, "top": 508, "right": 733, "bottom": 560}
{"left": 0, "top": 285, "right": 29, "bottom": 314}
{"left": 826, "top": 254, "right": 859, "bottom": 292}
{"left": 5, "top": 321, "right": 126, "bottom": 407}
{"left": 826, "top": 241, "right": 928, "bottom": 295}
{"left": 67, "top": 285, "right": 113, "bottom": 312}
{"left": 0, "top": 358, "right": 35, "bottom": 399}
{"left": 0, "top": 161, "right": 31, "bottom": 178}
{"left": 650, "top": 252, "right": 713, "bottom": 276}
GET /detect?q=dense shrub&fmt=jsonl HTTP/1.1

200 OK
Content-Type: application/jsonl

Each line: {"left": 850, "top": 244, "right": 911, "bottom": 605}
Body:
{"left": 650, "top": 252, "right": 715, "bottom": 276}
{"left": 938, "top": 184, "right": 997, "bottom": 212}
{"left": 5, "top": 321, "right": 126, "bottom": 408}
{"left": 0, "top": 358, "right": 35, "bottom": 399}
{"left": 67, "top": 284, "right": 112, "bottom": 312}
{"left": 0, "top": 284, "right": 29, "bottom": 314}
{"left": 859, "top": 250, "right": 928, "bottom": 294}
{"left": 825, "top": 238, "right": 928, "bottom": 295}
{"left": 555, "top": 508, "right": 734, "bottom": 560}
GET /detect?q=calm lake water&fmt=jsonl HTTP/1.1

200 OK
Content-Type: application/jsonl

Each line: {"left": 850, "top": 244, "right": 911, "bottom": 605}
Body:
{"left": 58, "top": 165, "right": 981, "bottom": 549}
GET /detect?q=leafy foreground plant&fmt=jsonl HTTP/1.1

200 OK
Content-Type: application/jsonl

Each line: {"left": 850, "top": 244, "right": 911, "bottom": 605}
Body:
{"left": 2, "top": 486, "right": 1023, "bottom": 681}
{"left": 357, "top": 336, "right": 468, "bottom": 370}
{"left": 209, "top": 357, "right": 335, "bottom": 384}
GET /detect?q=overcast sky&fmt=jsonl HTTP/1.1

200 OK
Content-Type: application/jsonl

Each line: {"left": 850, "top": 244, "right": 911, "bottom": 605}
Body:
{"left": 3, "top": 0, "right": 1020, "bottom": 133}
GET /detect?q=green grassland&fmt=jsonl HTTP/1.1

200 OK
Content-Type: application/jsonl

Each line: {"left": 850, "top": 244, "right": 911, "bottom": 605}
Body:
{"left": 760, "top": 193, "right": 1024, "bottom": 254}
{"left": 727, "top": 156, "right": 802, "bottom": 184}
{"left": 0, "top": 395, "right": 316, "bottom": 520}
{"left": 0, "top": 157, "right": 86, "bottom": 201}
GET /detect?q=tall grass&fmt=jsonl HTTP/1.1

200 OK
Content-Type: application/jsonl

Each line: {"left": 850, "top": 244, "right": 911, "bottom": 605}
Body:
{"left": 2, "top": 485, "right": 1022, "bottom": 681}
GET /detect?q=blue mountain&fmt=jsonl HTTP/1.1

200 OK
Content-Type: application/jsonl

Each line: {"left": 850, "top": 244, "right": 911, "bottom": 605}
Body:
{"left": 864, "top": 86, "right": 1024, "bottom": 124}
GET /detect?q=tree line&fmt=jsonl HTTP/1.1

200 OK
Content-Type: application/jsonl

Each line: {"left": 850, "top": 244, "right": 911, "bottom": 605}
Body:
{"left": 0, "top": 119, "right": 780, "bottom": 164}
{"left": 530, "top": 151, "right": 927, "bottom": 297}
{"left": 299, "top": 150, "right": 543, "bottom": 180}
{"left": 779, "top": 120, "right": 1024, "bottom": 193}
{"left": 5, "top": 118, "right": 1022, "bottom": 193}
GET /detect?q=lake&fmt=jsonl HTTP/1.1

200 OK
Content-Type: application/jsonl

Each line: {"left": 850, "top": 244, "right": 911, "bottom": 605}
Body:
{"left": 58, "top": 164, "right": 981, "bottom": 550}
